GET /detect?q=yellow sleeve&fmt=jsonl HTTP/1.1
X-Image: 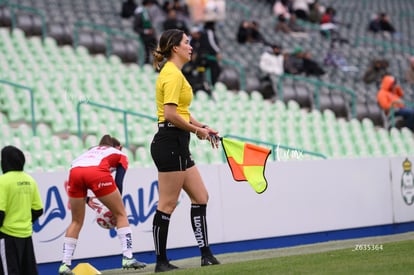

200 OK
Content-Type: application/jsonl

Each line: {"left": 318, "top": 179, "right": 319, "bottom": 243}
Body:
{"left": 162, "top": 69, "right": 184, "bottom": 105}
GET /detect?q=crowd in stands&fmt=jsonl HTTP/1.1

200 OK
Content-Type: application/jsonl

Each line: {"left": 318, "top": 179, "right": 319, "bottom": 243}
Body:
{"left": 116, "top": 0, "right": 414, "bottom": 130}
{"left": 120, "top": 0, "right": 222, "bottom": 95}
{"left": 237, "top": 20, "right": 266, "bottom": 44}
{"left": 368, "top": 12, "right": 397, "bottom": 36}
{"left": 0, "top": 0, "right": 413, "bottom": 176}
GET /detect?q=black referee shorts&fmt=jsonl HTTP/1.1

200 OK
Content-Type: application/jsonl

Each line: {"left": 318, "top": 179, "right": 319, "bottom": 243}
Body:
{"left": 151, "top": 123, "right": 195, "bottom": 172}
{"left": 0, "top": 233, "right": 38, "bottom": 275}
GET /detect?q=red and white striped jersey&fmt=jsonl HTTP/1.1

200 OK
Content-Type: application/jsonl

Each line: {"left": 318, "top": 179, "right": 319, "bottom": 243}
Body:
{"left": 71, "top": 146, "right": 128, "bottom": 171}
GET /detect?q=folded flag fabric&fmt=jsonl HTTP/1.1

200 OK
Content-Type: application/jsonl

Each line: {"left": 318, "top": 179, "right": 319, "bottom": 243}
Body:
{"left": 221, "top": 137, "right": 271, "bottom": 194}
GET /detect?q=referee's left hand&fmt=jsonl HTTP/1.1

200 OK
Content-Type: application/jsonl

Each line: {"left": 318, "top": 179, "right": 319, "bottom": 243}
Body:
{"left": 196, "top": 127, "right": 219, "bottom": 148}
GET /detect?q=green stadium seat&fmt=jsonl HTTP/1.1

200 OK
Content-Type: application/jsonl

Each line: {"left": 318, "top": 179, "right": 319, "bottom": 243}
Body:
{"left": 14, "top": 124, "right": 33, "bottom": 145}
{"left": 50, "top": 113, "right": 70, "bottom": 133}
{"left": 0, "top": 112, "right": 8, "bottom": 125}
{"left": 287, "top": 100, "right": 300, "bottom": 112}
{"left": 31, "top": 136, "right": 44, "bottom": 152}
{"left": 23, "top": 151, "right": 39, "bottom": 173}
{"left": 55, "top": 149, "right": 74, "bottom": 168}
{"left": 0, "top": 124, "right": 12, "bottom": 140}
{"left": 84, "top": 135, "right": 98, "bottom": 149}
{"left": 134, "top": 146, "right": 152, "bottom": 168}
{"left": 63, "top": 135, "right": 83, "bottom": 151}
{"left": 4, "top": 8, "right": 414, "bottom": 169}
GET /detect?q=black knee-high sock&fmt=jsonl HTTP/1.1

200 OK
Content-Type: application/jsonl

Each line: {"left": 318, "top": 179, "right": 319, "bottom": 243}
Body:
{"left": 191, "top": 204, "right": 212, "bottom": 256}
{"left": 153, "top": 210, "right": 171, "bottom": 262}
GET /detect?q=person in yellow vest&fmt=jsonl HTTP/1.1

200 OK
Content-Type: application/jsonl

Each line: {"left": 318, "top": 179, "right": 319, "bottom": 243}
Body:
{"left": 0, "top": 145, "right": 43, "bottom": 275}
{"left": 150, "top": 28, "right": 221, "bottom": 272}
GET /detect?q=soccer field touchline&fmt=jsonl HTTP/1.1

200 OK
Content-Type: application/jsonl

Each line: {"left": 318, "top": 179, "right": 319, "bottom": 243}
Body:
{"left": 100, "top": 232, "right": 414, "bottom": 274}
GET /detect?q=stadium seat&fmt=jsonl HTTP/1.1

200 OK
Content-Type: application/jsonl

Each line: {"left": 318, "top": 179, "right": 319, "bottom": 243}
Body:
{"left": 134, "top": 146, "right": 152, "bottom": 168}
{"left": 1, "top": 0, "right": 413, "bottom": 169}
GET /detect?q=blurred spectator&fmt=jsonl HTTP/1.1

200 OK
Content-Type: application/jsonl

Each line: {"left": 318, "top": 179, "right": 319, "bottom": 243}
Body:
{"left": 162, "top": 0, "right": 173, "bottom": 13}
{"left": 368, "top": 12, "right": 396, "bottom": 34}
{"left": 308, "top": 0, "right": 323, "bottom": 23}
{"left": 362, "top": 58, "right": 390, "bottom": 85}
{"left": 275, "top": 15, "right": 291, "bottom": 33}
{"left": 121, "top": 0, "right": 137, "bottom": 19}
{"left": 173, "top": 0, "right": 190, "bottom": 16}
{"left": 133, "top": 0, "right": 158, "bottom": 64}
{"left": 182, "top": 26, "right": 212, "bottom": 96}
{"left": 162, "top": 8, "right": 189, "bottom": 33}
{"left": 377, "top": 75, "right": 414, "bottom": 131}
{"left": 198, "top": 21, "right": 222, "bottom": 85}
{"left": 273, "top": 0, "right": 292, "bottom": 19}
{"left": 148, "top": 0, "right": 168, "bottom": 30}
{"left": 320, "top": 6, "right": 349, "bottom": 43}
{"left": 172, "top": 0, "right": 191, "bottom": 27}
{"left": 237, "top": 20, "right": 266, "bottom": 44}
{"left": 324, "top": 41, "right": 358, "bottom": 72}
{"left": 259, "top": 44, "right": 284, "bottom": 76}
{"left": 284, "top": 47, "right": 325, "bottom": 76}
{"left": 288, "top": 14, "right": 306, "bottom": 32}
{"left": 405, "top": 56, "right": 414, "bottom": 85}
{"left": 293, "top": 0, "right": 313, "bottom": 21}
{"left": 275, "top": 14, "right": 308, "bottom": 37}
{"left": 258, "top": 44, "right": 284, "bottom": 99}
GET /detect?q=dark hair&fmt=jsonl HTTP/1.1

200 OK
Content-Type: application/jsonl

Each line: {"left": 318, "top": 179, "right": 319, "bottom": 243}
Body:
{"left": 1, "top": 145, "right": 25, "bottom": 173}
{"left": 271, "top": 44, "right": 282, "bottom": 50}
{"left": 98, "top": 134, "right": 121, "bottom": 147}
{"left": 326, "top": 7, "right": 336, "bottom": 15}
{"left": 278, "top": 14, "right": 286, "bottom": 22}
{"left": 204, "top": 21, "right": 216, "bottom": 30}
{"left": 99, "top": 134, "right": 113, "bottom": 146}
{"left": 152, "top": 29, "right": 185, "bottom": 70}
{"left": 112, "top": 137, "right": 121, "bottom": 147}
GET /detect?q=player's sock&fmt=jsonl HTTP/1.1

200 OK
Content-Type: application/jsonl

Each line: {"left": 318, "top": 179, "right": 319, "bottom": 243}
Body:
{"left": 62, "top": 237, "right": 77, "bottom": 266}
{"left": 117, "top": 226, "right": 133, "bottom": 258}
{"left": 191, "top": 204, "right": 213, "bottom": 256}
{"left": 153, "top": 210, "right": 171, "bottom": 262}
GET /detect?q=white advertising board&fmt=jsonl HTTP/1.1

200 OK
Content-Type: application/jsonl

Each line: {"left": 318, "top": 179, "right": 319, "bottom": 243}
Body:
{"left": 31, "top": 157, "right": 408, "bottom": 263}
{"left": 216, "top": 158, "right": 393, "bottom": 241}
{"left": 390, "top": 156, "right": 414, "bottom": 223}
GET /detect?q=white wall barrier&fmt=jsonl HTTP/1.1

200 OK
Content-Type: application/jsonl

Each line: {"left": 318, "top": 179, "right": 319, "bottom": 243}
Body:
{"left": 31, "top": 156, "right": 414, "bottom": 263}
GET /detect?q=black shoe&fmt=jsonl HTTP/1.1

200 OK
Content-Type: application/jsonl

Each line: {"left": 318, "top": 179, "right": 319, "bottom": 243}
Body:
{"left": 201, "top": 255, "right": 220, "bottom": 266}
{"left": 155, "top": 261, "right": 179, "bottom": 273}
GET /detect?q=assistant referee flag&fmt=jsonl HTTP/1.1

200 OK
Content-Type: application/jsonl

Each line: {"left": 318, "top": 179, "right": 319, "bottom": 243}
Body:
{"left": 221, "top": 138, "right": 271, "bottom": 194}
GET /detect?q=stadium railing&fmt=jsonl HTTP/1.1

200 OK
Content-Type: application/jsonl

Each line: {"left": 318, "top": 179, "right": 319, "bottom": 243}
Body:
{"left": 76, "top": 100, "right": 157, "bottom": 148}
{"left": 76, "top": 102, "right": 327, "bottom": 161}
{"left": 73, "top": 21, "right": 145, "bottom": 67}
{"left": 354, "top": 37, "right": 414, "bottom": 55}
{"left": 4, "top": 2, "right": 47, "bottom": 42}
{"left": 276, "top": 74, "right": 357, "bottom": 118}
{"left": 0, "top": 79, "right": 37, "bottom": 135}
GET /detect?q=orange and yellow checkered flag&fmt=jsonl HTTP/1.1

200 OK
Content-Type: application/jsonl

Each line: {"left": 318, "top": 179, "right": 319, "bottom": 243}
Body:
{"left": 221, "top": 138, "right": 271, "bottom": 194}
